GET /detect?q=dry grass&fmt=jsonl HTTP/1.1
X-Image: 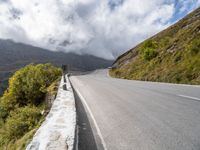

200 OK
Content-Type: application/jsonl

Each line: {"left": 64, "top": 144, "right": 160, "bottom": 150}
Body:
{"left": 110, "top": 7, "right": 200, "bottom": 85}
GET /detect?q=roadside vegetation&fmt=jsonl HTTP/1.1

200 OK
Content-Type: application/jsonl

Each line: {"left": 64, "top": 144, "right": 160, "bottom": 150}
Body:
{"left": 0, "top": 63, "right": 62, "bottom": 149}
{"left": 110, "top": 7, "right": 200, "bottom": 85}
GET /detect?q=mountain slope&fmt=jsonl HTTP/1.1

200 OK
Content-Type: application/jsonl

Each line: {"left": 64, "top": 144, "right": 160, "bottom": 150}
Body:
{"left": 110, "top": 7, "right": 200, "bottom": 85}
{"left": 0, "top": 39, "right": 113, "bottom": 70}
{"left": 0, "top": 39, "right": 113, "bottom": 95}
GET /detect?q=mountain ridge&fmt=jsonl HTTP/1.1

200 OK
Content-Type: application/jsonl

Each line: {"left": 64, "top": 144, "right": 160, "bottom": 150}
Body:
{"left": 0, "top": 39, "right": 113, "bottom": 95}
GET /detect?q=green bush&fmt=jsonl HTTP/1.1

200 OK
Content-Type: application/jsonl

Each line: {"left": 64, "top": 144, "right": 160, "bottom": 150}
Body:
{"left": 0, "top": 92, "right": 16, "bottom": 121}
{"left": 0, "top": 104, "right": 9, "bottom": 122}
{"left": 143, "top": 48, "right": 158, "bottom": 61}
{"left": 4, "top": 106, "right": 41, "bottom": 140}
{"left": 139, "top": 39, "right": 159, "bottom": 61}
{"left": 160, "top": 37, "right": 170, "bottom": 47}
{"left": 141, "top": 39, "right": 157, "bottom": 49}
{"left": 0, "top": 106, "right": 41, "bottom": 146}
{"left": 190, "top": 38, "right": 200, "bottom": 55}
{"left": 0, "top": 63, "right": 61, "bottom": 148}
{"left": 0, "top": 64, "right": 62, "bottom": 113}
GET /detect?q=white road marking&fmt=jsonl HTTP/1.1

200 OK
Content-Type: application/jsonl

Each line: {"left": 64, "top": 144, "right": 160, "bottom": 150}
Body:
{"left": 74, "top": 87, "right": 108, "bottom": 150}
{"left": 178, "top": 95, "right": 200, "bottom": 101}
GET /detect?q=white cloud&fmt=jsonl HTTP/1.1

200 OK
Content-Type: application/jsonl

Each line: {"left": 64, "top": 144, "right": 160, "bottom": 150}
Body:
{"left": 0, "top": 0, "right": 199, "bottom": 59}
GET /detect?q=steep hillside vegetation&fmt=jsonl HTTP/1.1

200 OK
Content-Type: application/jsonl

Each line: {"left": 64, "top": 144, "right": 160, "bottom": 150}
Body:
{"left": 0, "top": 64, "right": 62, "bottom": 149}
{"left": 110, "top": 7, "right": 200, "bottom": 85}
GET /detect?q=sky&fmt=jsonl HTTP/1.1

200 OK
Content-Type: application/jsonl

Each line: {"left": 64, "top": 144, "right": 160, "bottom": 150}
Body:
{"left": 0, "top": 0, "right": 199, "bottom": 59}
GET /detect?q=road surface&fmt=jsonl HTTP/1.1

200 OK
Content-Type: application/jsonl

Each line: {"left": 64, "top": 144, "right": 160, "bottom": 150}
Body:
{"left": 70, "top": 70, "right": 200, "bottom": 150}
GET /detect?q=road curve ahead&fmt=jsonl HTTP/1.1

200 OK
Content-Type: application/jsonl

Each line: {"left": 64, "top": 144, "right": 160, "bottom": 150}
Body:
{"left": 70, "top": 70, "right": 200, "bottom": 150}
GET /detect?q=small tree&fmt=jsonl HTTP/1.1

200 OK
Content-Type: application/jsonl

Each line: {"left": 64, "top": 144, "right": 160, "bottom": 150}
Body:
{"left": 143, "top": 48, "right": 158, "bottom": 61}
{"left": 0, "top": 63, "right": 62, "bottom": 120}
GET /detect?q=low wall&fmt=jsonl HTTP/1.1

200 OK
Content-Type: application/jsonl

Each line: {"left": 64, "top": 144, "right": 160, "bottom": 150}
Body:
{"left": 26, "top": 75, "right": 76, "bottom": 150}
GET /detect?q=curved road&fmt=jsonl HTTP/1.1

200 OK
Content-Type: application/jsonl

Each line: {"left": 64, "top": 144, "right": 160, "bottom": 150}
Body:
{"left": 70, "top": 70, "right": 200, "bottom": 150}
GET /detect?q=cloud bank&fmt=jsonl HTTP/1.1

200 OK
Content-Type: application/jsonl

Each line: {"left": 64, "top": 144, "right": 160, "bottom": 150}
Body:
{"left": 0, "top": 0, "right": 199, "bottom": 59}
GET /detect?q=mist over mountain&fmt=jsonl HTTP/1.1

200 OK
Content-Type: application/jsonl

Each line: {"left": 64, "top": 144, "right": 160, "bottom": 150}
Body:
{"left": 0, "top": 0, "right": 199, "bottom": 59}
{"left": 0, "top": 39, "right": 113, "bottom": 95}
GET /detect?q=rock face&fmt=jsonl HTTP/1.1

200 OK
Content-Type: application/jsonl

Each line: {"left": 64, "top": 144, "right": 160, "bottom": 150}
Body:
{"left": 26, "top": 75, "right": 76, "bottom": 150}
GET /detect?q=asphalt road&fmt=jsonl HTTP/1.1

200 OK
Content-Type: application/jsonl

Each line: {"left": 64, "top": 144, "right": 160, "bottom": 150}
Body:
{"left": 70, "top": 69, "right": 200, "bottom": 150}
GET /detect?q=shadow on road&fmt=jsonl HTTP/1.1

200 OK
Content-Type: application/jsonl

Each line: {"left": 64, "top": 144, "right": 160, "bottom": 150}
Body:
{"left": 73, "top": 88, "right": 101, "bottom": 150}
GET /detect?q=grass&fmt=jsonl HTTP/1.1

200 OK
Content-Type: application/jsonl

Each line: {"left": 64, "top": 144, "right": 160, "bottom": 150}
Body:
{"left": 1, "top": 122, "right": 41, "bottom": 150}
{"left": 110, "top": 7, "right": 200, "bottom": 85}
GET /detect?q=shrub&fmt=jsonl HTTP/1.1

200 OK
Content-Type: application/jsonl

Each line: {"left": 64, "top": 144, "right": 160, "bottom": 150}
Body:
{"left": 190, "top": 38, "right": 200, "bottom": 55}
{"left": 0, "top": 63, "right": 61, "bottom": 148}
{"left": 0, "top": 105, "right": 9, "bottom": 122}
{"left": 1, "top": 106, "right": 41, "bottom": 142}
{"left": 160, "top": 37, "right": 170, "bottom": 47}
{"left": 0, "top": 92, "right": 16, "bottom": 120}
{"left": 140, "top": 39, "right": 159, "bottom": 61}
{"left": 141, "top": 39, "right": 157, "bottom": 50}
{"left": 1, "top": 64, "right": 62, "bottom": 109}
{"left": 143, "top": 48, "right": 158, "bottom": 61}
{"left": 47, "top": 78, "right": 60, "bottom": 95}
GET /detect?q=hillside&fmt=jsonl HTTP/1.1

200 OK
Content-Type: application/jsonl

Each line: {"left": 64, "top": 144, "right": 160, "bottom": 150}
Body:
{"left": 0, "top": 64, "right": 62, "bottom": 149}
{"left": 110, "top": 7, "right": 200, "bottom": 85}
{"left": 0, "top": 39, "right": 113, "bottom": 70}
{"left": 0, "top": 39, "right": 113, "bottom": 95}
